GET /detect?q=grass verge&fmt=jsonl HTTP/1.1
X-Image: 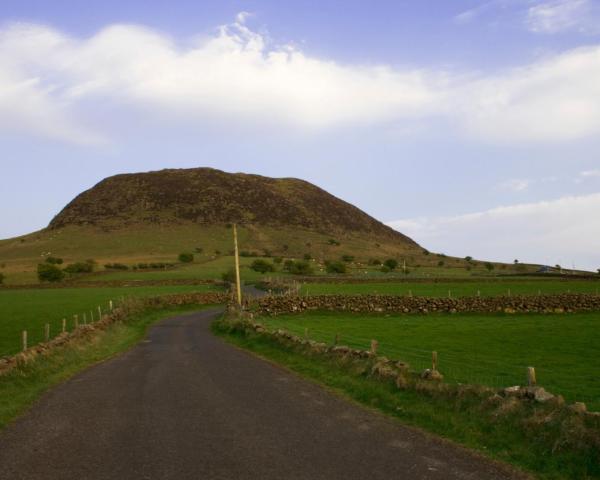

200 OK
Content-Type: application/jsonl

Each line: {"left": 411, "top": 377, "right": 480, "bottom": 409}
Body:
{"left": 0, "top": 303, "right": 219, "bottom": 430}
{"left": 213, "top": 319, "right": 600, "bottom": 480}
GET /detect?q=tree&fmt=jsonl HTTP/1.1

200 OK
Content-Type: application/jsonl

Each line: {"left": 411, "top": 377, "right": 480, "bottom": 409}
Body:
{"left": 64, "top": 261, "right": 94, "bottom": 274}
{"left": 514, "top": 259, "right": 519, "bottom": 264}
{"left": 326, "top": 261, "right": 347, "bottom": 274}
{"left": 178, "top": 252, "right": 194, "bottom": 263}
{"left": 221, "top": 268, "right": 236, "bottom": 283}
{"left": 250, "top": 259, "right": 275, "bottom": 274}
{"left": 383, "top": 259, "right": 398, "bottom": 270}
{"left": 464, "top": 256, "right": 472, "bottom": 262}
{"left": 484, "top": 262, "right": 494, "bottom": 272}
{"left": 45, "top": 256, "right": 63, "bottom": 265}
{"left": 287, "top": 260, "right": 313, "bottom": 275}
{"left": 597, "top": 268, "right": 600, "bottom": 275}
{"left": 37, "top": 263, "right": 64, "bottom": 282}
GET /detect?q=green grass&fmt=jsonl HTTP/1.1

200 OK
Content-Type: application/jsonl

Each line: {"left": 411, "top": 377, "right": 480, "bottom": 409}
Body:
{"left": 0, "top": 284, "right": 222, "bottom": 357}
{"left": 262, "top": 311, "right": 600, "bottom": 410}
{"left": 300, "top": 279, "right": 600, "bottom": 297}
{"left": 216, "top": 325, "right": 599, "bottom": 480}
{"left": 0, "top": 304, "right": 219, "bottom": 429}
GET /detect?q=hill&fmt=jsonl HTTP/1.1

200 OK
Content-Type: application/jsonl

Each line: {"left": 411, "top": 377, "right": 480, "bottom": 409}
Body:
{"left": 49, "top": 168, "right": 415, "bottom": 245}
{"left": 0, "top": 168, "right": 431, "bottom": 284}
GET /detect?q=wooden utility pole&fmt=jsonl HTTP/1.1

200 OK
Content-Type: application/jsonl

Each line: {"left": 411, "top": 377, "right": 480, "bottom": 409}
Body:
{"left": 233, "top": 223, "right": 242, "bottom": 306}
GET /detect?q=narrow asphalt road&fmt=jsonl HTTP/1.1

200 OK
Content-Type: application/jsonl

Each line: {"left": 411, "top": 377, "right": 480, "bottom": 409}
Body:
{"left": 0, "top": 309, "right": 527, "bottom": 480}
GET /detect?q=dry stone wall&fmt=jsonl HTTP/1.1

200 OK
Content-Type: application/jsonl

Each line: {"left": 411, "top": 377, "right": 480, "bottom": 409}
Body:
{"left": 248, "top": 293, "right": 600, "bottom": 316}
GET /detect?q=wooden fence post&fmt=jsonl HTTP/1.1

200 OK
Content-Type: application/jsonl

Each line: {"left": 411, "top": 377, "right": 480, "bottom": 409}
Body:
{"left": 477, "top": 290, "right": 481, "bottom": 297}
{"left": 109, "top": 300, "right": 113, "bottom": 311}
{"left": 90, "top": 310, "right": 93, "bottom": 323}
{"left": 22, "top": 330, "right": 27, "bottom": 351}
{"left": 44, "top": 323, "right": 50, "bottom": 342}
{"left": 334, "top": 333, "right": 339, "bottom": 345}
{"left": 527, "top": 366, "right": 536, "bottom": 386}
{"left": 74, "top": 314, "right": 79, "bottom": 329}
{"left": 370, "top": 339, "right": 378, "bottom": 355}
{"left": 507, "top": 289, "right": 511, "bottom": 297}
{"left": 448, "top": 290, "right": 451, "bottom": 298}
{"left": 97, "top": 306, "right": 102, "bottom": 320}
{"left": 408, "top": 290, "right": 412, "bottom": 297}
{"left": 304, "top": 328, "right": 309, "bottom": 340}
{"left": 62, "top": 318, "right": 66, "bottom": 333}
{"left": 83, "top": 312, "right": 87, "bottom": 325}
{"left": 432, "top": 351, "right": 438, "bottom": 371}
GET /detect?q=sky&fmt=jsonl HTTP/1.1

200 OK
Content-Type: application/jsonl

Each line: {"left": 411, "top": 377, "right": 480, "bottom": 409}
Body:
{"left": 1, "top": 0, "right": 599, "bottom": 270}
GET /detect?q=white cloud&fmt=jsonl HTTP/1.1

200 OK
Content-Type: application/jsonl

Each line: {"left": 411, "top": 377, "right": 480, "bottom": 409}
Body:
{"left": 458, "top": 45, "right": 600, "bottom": 142}
{"left": 580, "top": 169, "right": 600, "bottom": 177}
{"left": 526, "top": 0, "right": 599, "bottom": 34}
{"left": 388, "top": 193, "right": 600, "bottom": 271}
{"left": 498, "top": 178, "right": 531, "bottom": 191}
{"left": 1, "top": 17, "right": 600, "bottom": 144}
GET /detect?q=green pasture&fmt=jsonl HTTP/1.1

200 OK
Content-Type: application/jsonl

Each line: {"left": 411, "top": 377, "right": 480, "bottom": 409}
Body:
{"left": 300, "top": 279, "right": 600, "bottom": 297}
{"left": 0, "top": 284, "right": 222, "bottom": 357}
{"left": 263, "top": 310, "right": 600, "bottom": 409}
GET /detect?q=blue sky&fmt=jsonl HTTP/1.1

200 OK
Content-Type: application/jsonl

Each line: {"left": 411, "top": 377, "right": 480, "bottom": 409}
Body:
{"left": 1, "top": 0, "right": 600, "bottom": 270}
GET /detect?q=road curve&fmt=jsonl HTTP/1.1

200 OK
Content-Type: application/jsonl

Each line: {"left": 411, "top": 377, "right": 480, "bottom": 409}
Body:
{"left": 0, "top": 309, "right": 527, "bottom": 480}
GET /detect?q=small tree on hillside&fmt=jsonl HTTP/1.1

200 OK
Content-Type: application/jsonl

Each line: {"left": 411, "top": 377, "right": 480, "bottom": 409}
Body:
{"left": 250, "top": 259, "right": 275, "bottom": 274}
{"left": 45, "top": 256, "right": 63, "bottom": 265}
{"left": 464, "top": 256, "right": 473, "bottom": 262}
{"left": 38, "top": 263, "right": 64, "bottom": 283}
{"left": 484, "top": 262, "right": 494, "bottom": 272}
{"left": 178, "top": 252, "right": 194, "bottom": 263}
{"left": 383, "top": 259, "right": 398, "bottom": 270}
{"left": 326, "top": 261, "right": 347, "bottom": 274}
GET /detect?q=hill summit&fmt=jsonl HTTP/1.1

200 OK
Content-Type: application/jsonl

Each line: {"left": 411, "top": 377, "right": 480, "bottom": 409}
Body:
{"left": 49, "top": 168, "right": 416, "bottom": 246}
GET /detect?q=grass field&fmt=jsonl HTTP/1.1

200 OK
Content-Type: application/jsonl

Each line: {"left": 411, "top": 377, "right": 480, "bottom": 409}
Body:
{"left": 300, "top": 279, "right": 600, "bottom": 297}
{"left": 0, "top": 284, "right": 222, "bottom": 357}
{"left": 262, "top": 311, "right": 600, "bottom": 410}
{"left": 218, "top": 324, "right": 599, "bottom": 479}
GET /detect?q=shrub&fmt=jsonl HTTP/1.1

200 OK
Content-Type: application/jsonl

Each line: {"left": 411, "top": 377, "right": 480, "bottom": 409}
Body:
{"left": 380, "top": 265, "right": 391, "bottom": 273}
{"left": 383, "top": 259, "right": 398, "bottom": 270}
{"left": 138, "top": 263, "right": 149, "bottom": 269}
{"left": 221, "top": 268, "right": 236, "bottom": 283}
{"left": 273, "top": 257, "right": 283, "bottom": 264}
{"left": 303, "top": 253, "right": 312, "bottom": 261}
{"left": 64, "top": 261, "right": 94, "bottom": 274}
{"left": 368, "top": 258, "right": 381, "bottom": 266}
{"left": 37, "top": 263, "right": 64, "bottom": 282}
{"left": 484, "top": 262, "right": 495, "bottom": 272}
{"left": 45, "top": 256, "right": 63, "bottom": 265}
{"left": 438, "top": 260, "right": 445, "bottom": 267}
{"left": 282, "top": 244, "right": 289, "bottom": 251}
{"left": 215, "top": 250, "right": 221, "bottom": 256}
{"left": 341, "top": 255, "right": 354, "bottom": 262}
{"left": 178, "top": 252, "right": 194, "bottom": 263}
{"left": 464, "top": 256, "right": 473, "bottom": 262}
{"left": 326, "top": 261, "right": 347, "bottom": 274}
{"left": 250, "top": 259, "right": 275, "bottom": 274}
{"left": 195, "top": 247, "right": 203, "bottom": 253}
{"left": 285, "top": 260, "right": 313, "bottom": 275}
{"left": 283, "top": 259, "right": 295, "bottom": 271}
{"left": 104, "top": 263, "right": 129, "bottom": 270}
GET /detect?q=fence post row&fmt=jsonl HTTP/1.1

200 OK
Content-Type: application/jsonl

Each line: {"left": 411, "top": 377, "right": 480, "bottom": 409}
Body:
{"left": 370, "top": 339, "right": 378, "bottom": 355}
{"left": 22, "top": 330, "right": 27, "bottom": 352}
{"left": 44, "top": 323, "right": 50, "bottom": 342}
{"left": 62, "top": 318, "right": 66, "bottom": 333}
{"left": 432, "top": 351, "right": 438, "bottom": 371}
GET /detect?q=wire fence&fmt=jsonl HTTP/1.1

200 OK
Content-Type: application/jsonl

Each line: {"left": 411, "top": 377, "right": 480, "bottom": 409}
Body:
{"left": 277, "top": 324, "right": 600, "bottom": 409}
